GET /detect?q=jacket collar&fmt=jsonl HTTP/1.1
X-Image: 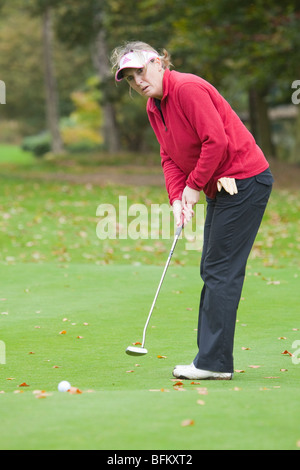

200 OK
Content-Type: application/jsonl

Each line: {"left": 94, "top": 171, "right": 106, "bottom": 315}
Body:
{"left": 161, "top": 68, "right": 171, "bottom": 100}
{"left": 148, "top": 68, "right": 171, "bottom": 111}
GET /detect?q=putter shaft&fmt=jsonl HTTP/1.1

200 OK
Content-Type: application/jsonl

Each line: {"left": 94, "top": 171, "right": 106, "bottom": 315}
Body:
{"left": 141, "top": 225, "right": 183, "bottom": 348}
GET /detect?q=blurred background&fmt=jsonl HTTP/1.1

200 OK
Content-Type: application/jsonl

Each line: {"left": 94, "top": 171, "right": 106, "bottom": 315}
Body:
{"left": 0, "top": 0, "right": 299, "bottom": 164}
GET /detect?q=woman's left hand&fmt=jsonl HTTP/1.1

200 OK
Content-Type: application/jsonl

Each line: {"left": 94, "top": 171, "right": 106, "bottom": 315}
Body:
{"left": 217, "top": 177, "right": 238, "bottom": 195}
{"left": 181, "top": 186, "right": 200, "bottom": 225}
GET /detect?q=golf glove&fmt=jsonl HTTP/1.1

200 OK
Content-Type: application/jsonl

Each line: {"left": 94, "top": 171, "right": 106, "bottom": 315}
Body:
{"left": 217, "top": 177, "right": 238, "bottom": 195}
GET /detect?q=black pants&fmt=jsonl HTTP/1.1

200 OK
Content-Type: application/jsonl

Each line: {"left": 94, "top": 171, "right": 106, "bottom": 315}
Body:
{"left": 193, "top": 168, "right": 273, "bottom": 373}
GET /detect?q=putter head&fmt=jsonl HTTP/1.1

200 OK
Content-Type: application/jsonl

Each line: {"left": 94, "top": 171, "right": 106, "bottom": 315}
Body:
{"left": 126, "top": 346, "right": 148, "bottom": 356}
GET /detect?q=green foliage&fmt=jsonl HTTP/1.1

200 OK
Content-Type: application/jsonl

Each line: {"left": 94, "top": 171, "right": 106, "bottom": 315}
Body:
{"left": 0, "top": 5, "right": 92, "bottom": 134}
{"left": 60, "top": 76, "right": 104, "bottom": 153}
{"left": 1, "top": 0, "right": 300, "bottom": 157}
{"left": 21, "top": 132, "right": 51, "bottom": 157}
{"left": 54, "top": 0, "right": 102, "bottom": 48}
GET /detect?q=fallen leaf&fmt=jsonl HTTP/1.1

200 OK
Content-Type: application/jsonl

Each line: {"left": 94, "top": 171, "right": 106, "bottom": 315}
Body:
{"left": 281, "top": 350, "right": 293, "bottom": 356}
{"left": 196, "top": 400, "right": 205, "bottom": 405}
{"left": 133, "top": 342, "right": 142, "bottom": 345}
{"left": 157, "top": 355, "right": 167, "bottom": 359}
{"left": 280, "top": 368, "right": 288, "bottom": 372}
{"left": 242, "top": 347, "right": 250, "bottom": 350}
{"left": 18, "top": 382, "right": 29, "bottom": 387}
{"left": 196, "top": 387, "right": 208, "bottom": 395}
{"left": 126, "top": 370, "right": 134, "bottom": 373}
{"left": 68, "top": 387, "right": 82, "bottom": 394}
{"left": 173, "top": 381, "right": 184, "bottom": 387}
{"left": 190, "top": 381, "right": 201, "bottom": 385}
{"left": 278, "top": 337, "right": 286, "bottom": 340}
{"left": 235, "top": 369, "right": 245, "bottom": 373}
{"left": 181, "top": 419, "right": 195, "bottom": 427}
{"left": 249, "top": 365, "right": 261, "bottom": 369}
{"left": 59, "top": 330, "right": 67, "bottom": 335}
{"left": 77, "top": 336, "right": 84, "bottom": 339}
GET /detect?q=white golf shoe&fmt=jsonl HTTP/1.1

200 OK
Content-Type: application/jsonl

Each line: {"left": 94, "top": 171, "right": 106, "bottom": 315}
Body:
{"left": 173, "top": 363, "right": 233, "bottom": 380}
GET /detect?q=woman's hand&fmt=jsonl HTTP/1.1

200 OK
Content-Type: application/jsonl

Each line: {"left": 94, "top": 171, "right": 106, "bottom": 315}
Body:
{"left": 181, "top": 186, "right": 200, "bottom": 226}
{"left": 172, "top": 200, "right": 183, "bottom": 227}
{"left": 217, "top": 177, "right": 238, "bottom": 195}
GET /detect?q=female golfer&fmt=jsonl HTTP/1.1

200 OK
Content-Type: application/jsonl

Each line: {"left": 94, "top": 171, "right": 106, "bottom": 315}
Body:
{"left": 111, "top": 41, "right": 273, "bottom": 380}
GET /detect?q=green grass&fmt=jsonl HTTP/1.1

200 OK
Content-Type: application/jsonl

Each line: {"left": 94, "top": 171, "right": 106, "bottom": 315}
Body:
{"left": 0, "top": 145, "right": 299, "bottom": 450}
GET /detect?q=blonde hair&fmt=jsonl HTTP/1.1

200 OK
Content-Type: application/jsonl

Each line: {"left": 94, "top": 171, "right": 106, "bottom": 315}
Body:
{"left": 110, "top": 41, "right": 172, "bottom": 76}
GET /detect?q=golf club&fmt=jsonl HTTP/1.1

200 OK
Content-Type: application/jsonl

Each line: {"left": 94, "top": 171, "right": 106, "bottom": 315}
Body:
{"left": 126, "top": 224, "right": 183, "bottom": 356}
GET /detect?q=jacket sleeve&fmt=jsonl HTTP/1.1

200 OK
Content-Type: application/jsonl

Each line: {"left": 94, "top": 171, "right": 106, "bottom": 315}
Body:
{"left": 178, "top": 83, "right": 229, "bottom": 191}
{"left": 161, "top": 147, "right": 187, "bottom": 205}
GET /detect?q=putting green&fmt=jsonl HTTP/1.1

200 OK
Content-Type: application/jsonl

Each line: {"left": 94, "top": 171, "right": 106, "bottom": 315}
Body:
{"left": 0, "top": 262, "right": 299, "bottom": 450}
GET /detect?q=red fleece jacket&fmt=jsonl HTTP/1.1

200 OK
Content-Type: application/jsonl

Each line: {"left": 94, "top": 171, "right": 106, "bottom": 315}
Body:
{"left": 147, "top": 69, "right": 269, "bottom": 204}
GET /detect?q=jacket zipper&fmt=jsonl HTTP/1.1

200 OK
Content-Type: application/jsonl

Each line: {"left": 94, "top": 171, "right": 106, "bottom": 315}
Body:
{"left": 154, "top": 99, "right": 167, "bottom": 132}
{"left": 160, "top": 110, "right": 167, "bottom": 132}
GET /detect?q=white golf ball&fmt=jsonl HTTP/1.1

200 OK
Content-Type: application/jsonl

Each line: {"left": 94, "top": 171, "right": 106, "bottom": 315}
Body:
{"left": 58, "top": 380, "right": 71, "bottom": 392}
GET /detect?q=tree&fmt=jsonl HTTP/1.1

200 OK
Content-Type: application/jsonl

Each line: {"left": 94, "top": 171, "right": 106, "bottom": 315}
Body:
{"left": 168, "top": 0, "right": 300, "bottom": 158}
{"left": 41, "top": 5, "right": 64, "bottom": 154}
{"left": 27, "top": 0, "right": 64, "bottom": 154}
{"left": 54, "top": 0, "right": 121, "bottom": 152}
{"left": 54, "top": 0, "right": 179, "bottom": 153}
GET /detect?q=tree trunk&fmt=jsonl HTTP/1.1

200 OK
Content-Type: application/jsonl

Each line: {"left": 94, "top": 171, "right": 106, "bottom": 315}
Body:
{"left": 248, "top": 86, "right": 275, "bottom": 158}
{"left": 91, "top": 28, "right": 121, "bottom": 153}
{"left": 42, "top": 6, "right": 63, "bottom": 155}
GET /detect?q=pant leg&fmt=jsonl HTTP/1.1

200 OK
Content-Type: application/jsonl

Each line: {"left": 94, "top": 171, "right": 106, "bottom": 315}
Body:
{"left": 194, "top": 169, "right": 273, "bottom": 373}
{"left": 196, "top": 196, "right": 215, "bottom": 348}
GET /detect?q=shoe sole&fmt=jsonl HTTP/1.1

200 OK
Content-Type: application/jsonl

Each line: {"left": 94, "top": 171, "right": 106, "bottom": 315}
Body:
{"left": 173, "top": 372, "right": 233, "bottom": 380}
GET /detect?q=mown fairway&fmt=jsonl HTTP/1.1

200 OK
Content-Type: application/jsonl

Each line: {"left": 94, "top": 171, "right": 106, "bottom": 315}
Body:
{"left": 0, "top": 146, "right": 299, "bottom": 450}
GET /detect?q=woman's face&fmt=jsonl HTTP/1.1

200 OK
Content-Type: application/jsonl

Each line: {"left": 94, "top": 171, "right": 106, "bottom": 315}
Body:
{"left": 123, "top": 59, "right": 164, "bottom": 100}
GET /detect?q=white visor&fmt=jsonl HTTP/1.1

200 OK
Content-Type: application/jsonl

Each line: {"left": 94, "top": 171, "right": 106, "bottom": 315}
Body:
{"left": 115, "top": 50, "right": 159, "bottom": 81}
